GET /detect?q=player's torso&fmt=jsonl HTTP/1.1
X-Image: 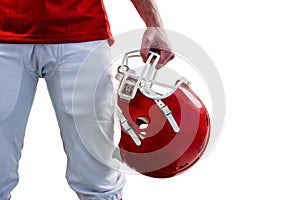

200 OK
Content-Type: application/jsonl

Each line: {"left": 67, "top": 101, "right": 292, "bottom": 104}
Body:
{"left": 0, "top": 0, "right": 111, "bottom": 43}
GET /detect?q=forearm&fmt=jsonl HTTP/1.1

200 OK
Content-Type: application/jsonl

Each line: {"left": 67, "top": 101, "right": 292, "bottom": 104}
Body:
{"left": 130, "top": 0, "right": 163, "bottom": 27}
{"left": 131, "top": 0, "right": 174, "bottom": 67}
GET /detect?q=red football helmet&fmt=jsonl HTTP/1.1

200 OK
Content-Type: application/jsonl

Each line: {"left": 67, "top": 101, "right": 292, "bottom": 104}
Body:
{"left": 115, "top": 50, "right": 210, "bottom": 178}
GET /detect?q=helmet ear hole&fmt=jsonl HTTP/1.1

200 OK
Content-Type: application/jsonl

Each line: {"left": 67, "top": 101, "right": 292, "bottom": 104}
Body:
{"left": 136, "top": 116, "right": 150, "bottom": 129}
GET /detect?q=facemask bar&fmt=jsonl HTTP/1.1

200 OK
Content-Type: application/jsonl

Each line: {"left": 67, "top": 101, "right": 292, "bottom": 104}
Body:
{"left": 118, "top": 50, "right": 186, "bottom": 101}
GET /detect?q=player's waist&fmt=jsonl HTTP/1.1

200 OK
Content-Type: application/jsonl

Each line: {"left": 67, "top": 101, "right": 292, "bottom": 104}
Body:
{"left": 0, "top": 15, "right": 111, "bottom": 43}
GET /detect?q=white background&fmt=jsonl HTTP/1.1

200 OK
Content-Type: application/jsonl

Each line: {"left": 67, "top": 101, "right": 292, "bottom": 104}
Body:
{"left": 13, "top": 0, "right": 300, "bottom": 199}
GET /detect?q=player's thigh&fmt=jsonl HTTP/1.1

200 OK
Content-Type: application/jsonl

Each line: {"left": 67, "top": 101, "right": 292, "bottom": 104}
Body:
{"left": 45, "top": 40, "right": 113, "bottom": 121}
{"left": 0, "top": 44, "right": 37, "bottom": 120}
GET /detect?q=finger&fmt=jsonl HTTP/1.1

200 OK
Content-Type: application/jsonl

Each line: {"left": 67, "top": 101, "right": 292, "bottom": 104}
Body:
{"left": 156, "top": 50, "right": 175, "bottom": 69}
{"left": 140, "top": 48, "right": 150, "bottom": 63}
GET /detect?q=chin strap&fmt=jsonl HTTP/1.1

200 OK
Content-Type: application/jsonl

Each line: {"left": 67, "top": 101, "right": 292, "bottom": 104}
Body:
{"left": 154, "top": 99, "right": 180, "bottom": 133}
{"left": 142, "top": 85, "right": 180, "bottom": 133}
{"left": 115, "top": 105, "right": 142, "bottom": 146}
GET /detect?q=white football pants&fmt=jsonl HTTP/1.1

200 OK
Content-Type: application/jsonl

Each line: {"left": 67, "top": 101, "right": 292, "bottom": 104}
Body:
{"left": 0, "top": 41, "right": 125, "bottom": 200}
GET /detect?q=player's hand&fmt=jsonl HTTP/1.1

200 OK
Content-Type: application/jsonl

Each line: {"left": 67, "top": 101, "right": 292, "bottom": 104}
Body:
{"left": 140, "top": 27, "right": 175, "bottom": 69}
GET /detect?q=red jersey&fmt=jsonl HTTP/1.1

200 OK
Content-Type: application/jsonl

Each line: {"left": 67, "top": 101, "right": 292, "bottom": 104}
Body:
{"left": 0, "top": 0, "right": 112, "bottom": 43}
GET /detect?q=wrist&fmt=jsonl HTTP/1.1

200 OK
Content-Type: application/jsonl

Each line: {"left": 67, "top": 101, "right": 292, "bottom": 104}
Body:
{"left": 144, "top": 10, "right": 163, "bottom": 27}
